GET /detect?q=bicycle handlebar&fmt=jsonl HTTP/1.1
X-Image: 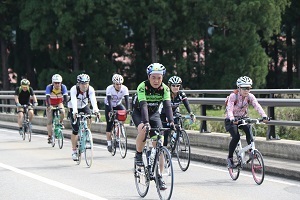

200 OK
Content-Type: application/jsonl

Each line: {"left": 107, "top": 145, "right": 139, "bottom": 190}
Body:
{"left": 237, "top": 118, "right": 268, "bottom": 126}
{"left": 72, "top": 112, "right": 99, "bottom": 124}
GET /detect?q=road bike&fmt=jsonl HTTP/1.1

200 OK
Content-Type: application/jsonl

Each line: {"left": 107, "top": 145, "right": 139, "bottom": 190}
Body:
{"left": 74, "top": 112, "right": 96, "bottom": 168}
{"left": 51, "top": 107, "right": 64, "bottom": 149}
{"left": 228, "top": 118, "right": 266, "bottom": 185}
{"left": 18, "top": 104, "right": 32, "bottom": 142}
{"left": 165, "top": 112, "right": 191, "bottom": 171}
{"left": 109, "top": 110, "right": 127, "bottom": 158}
{"left": 134, "top": 127, "right": 174, "bottom": 200}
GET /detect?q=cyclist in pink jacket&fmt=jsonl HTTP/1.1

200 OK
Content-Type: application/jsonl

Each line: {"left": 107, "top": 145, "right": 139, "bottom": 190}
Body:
{"left": 225, "top": 76, "right": 269, "bottom": 168}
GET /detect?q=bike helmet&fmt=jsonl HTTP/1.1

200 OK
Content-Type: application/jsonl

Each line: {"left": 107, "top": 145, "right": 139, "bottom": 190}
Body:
{"left": 236, "top": 76, "right": 253, "bottom": 87}
{"left": 168, "top": 76, "right": 182, "bottom": 85}
{"left": 146, "top": 63, "right": 166, "bottom": 76}
{"left": 77, "top": 74, "right": 90, "bottom": 83}
{"left": 52, "top": 74, "right": 62, "bottom": 83}
{"left": 20, "top": 79, "right": 30, "bottom": 86}
{"left": 112, "top": 74, "right": 124, "bottom": 84}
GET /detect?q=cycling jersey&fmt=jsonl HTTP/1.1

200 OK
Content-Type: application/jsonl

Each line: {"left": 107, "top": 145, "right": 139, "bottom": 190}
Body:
{"left": 15, "top": 87, "right": 35, "bottom": 105}
{"left": 68, "top": 85, "right": 99, "bottom": 114}
{"left": 45, "top": 84, "right": 68, "bottom": 105}
{"left": 132, "top": 80, "right": 173, "bottom": 124}
{"left": 160, "top": 90, "right": 191, "bottom": 114}
{"left": 104, "top": 84, "right": 129, "bottom": 108}
{"left": 225, "top": 92, "right": 267, "bottom": 120}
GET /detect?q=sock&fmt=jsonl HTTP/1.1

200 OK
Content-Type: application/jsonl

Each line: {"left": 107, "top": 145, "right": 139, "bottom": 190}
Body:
{"left": 107, "top": 141, "right": 111, "bottom": 146}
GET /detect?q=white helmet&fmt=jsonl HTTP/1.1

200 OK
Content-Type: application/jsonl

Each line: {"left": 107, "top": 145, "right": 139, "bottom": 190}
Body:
{"left": 236, "top": 76, "right": 253, "bottom": 87}
{"left": 52, "top": 74, "right": 62, "bottom": 83}
{"left": 146, "top": 63, "right": 166, "bottom": 76}
{"left": 77, "top": 74, "right": 90, "bottom": 83}
{"left": 112, "top": 74, "right": 124, "bottom": 84}
{"left": 168, "top": 76, "right": 182, "bottom": 85}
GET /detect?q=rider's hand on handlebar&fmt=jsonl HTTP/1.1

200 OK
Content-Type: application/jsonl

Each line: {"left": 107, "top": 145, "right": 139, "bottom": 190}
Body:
{"left": 33, "top": 102, "right": 38, "bottom": 107}
{"left": 16, "top": 103, "right": 21, "bottom": 107}
{"left": 262, "top": 116, "right": 270, "bottom": 123}
{"left": 190, "top": 112, "right": 196, "bottom": 122}
{"left": 169, "top": 122, "right": 175, "bottom": 130}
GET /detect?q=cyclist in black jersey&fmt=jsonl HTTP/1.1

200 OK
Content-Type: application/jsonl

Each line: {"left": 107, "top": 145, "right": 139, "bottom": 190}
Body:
{"left": 14, "top": 79, "right": 38, "bottom": 135}
{"left": 131, "top": 63, "right": 174, "bottom": 190}
{"left": 160, "top": 76, "right": 196, "bottom": 146}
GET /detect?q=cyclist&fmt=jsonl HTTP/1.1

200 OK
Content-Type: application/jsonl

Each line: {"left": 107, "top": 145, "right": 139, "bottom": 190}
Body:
{"left": 132, "top": 63, "right": 174, "bottom": 190}
{"left": 14, "top": 79, "right": 38, "bottom": 135}
{"left": 68, "top": 74, "right": 100, "bottom": 161}
{"left": 160, "top": 75, "right": 196, "bottom": 146}
{"left": 104, "top": 74, "right": 129, "bottom": 152}
{"left": 45, "top": 74, "right": 68, "bottom": 144}
{"left": 225, "top": 76, "right": 269, "bottom": 168}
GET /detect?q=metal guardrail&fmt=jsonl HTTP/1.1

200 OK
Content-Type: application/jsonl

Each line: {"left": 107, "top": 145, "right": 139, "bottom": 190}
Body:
{"left": 2, "top": 89, "right": 300, "bottom": 140}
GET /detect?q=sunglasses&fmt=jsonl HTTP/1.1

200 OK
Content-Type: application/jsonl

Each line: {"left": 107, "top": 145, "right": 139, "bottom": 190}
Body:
{"left": 54, "top": 82, "right": 61, "bottom": 84}
{"left": 241, "top": 87, "right": 251, "bottom": 90}
{"left": 171, "top": 84, "right": 181, "bottom": 87}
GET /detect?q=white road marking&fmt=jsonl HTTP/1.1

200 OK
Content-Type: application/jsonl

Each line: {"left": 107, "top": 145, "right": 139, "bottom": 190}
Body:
{"left": 0, "top": 162, "right": 108, "bottom": 200}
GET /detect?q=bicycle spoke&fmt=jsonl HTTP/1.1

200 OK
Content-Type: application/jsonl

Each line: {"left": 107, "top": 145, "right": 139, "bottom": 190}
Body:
{"left": 111, "top": 129, "right": 117, "bottom": 156}
{"left": 119, "top": 124, "right": 127, "bottom": 158}
{"left": 251, "top": 150, "right": 265, "bottom": 185}
{"left": 155, "top": 146, "right": 174, "bottom": 200}
{"left": 176, "top": 130, "right": 191, "bottom": 171}
{"left": 84, "top": 129, "right": 93, "bottom": 167}
{"left": 134, "top": 150, "right": 149, "bottom": 197}
{"left": 228, "top": 150, "right": 240, "bottom": 180}
{"left": 27, "top": 124, "right": 32, "bottom": 142}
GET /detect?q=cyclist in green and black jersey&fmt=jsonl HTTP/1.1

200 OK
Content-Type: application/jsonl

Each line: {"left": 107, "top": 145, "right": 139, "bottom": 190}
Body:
{"left": 131, "top": 63, "right": 174, "bottom": 190}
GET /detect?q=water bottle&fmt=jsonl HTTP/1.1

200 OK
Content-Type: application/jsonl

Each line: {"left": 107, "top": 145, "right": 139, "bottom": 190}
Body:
{"left": 146, "top": 150, "right": 151, "bottom": 166}
{"left": 171, "top": 132, "right": 177, "bottom": 145}
{"left": 149, "top": 148, "right": 156, "bottom": 166}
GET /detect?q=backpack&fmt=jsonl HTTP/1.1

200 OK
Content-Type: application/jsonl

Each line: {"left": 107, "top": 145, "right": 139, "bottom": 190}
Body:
{"left": 225, "top": 89, "right": 250, "bottom": 108}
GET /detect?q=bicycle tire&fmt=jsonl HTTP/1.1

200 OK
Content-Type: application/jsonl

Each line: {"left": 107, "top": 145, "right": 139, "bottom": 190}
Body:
{"left": 27, "top": 123, "right": 32, "bottom": 142}
{"left": 176, "top": 130, "right": 191, "bottom": 171}
{"left": 251, "top": 150, "right": 265, "bottom": 185}
{"left": 22, "top": 124, "right": 26, "bottom": 141}
{"left": 155, "top": 146, "right": 174, "bottom": 200}
{"left": 57, "top": 128, "right": 64, "bottom": 149}
{"left": 228, "top": 150, "right": 240, "bottom": 180}
{"left": 76, "top": 148, "right": 82, "bottom": 165}
{"left": 119, "top": 123, "right": 127, "bottom": 158}
{"left": 111, "top": 127, "right": 117, "bottom": 156}
{"left": 134, "top": 149, "right": 150, "bottom": 197}
{"left": 51, "top": 132, "right": 56, "bottom": 147}
{"left": 84, "top": 129, "right": 93, "bottom": 167}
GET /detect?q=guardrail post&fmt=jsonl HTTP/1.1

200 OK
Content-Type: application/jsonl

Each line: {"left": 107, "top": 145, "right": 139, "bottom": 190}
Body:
{"left": 266, "top": 93, "right": 277, "bottom": 140}
{"left": 200, "top": 105, "right": 208, "bottom": 132}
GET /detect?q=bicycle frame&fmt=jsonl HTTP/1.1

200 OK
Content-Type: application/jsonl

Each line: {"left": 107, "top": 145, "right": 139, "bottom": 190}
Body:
{"left": 78, "top": 114, "right": 90, "bottom": 152}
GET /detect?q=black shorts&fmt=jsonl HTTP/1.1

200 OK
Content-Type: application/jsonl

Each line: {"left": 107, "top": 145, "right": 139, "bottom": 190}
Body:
{"left": 131, "top": 109, "right": 162, "bottom": 138}
{"left": 105, "top": 104, "right": 126, "bottom": 132}
{"left": 69, "top": 106, "right": 91, "bottom": 135}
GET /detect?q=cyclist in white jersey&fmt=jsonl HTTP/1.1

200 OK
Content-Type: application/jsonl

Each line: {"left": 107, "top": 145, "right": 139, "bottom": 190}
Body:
{"left": 104, "top": 74, "right": 129, "bottom": 152}
{"left": 67, "top": 74, "right": 100, "bottom": 161}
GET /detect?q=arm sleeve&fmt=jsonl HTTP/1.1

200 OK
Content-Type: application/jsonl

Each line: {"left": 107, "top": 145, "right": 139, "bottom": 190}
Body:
{"left": 163, "top": 100, "right": 174, "bottom": 123}
{"left": 107, "top": 95, "right": 113, "bottom": 111}
{"left": 46, "top": 96, "right": 51, "bottom": 106}
{"left": 70, "top": 87, "right": 78, "bottom": 114}
{"left": 124, "top": 95, "right": 129, "bottom": 110}
{"left": 182, "top": 98, "right": 192, "bottom": 113}
{"left": 249, "top": 94, "right": 267, "bottom": 117}
{"left": 140, "top": 101, "right": 149, "bottom": 123}
{"left": 89, "top": 86, "right": 99, "bottom": 113}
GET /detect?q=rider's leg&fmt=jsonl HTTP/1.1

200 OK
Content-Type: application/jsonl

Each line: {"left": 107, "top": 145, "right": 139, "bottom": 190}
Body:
{"left": 46, "top": 108, "right": 53, "bottom": 140}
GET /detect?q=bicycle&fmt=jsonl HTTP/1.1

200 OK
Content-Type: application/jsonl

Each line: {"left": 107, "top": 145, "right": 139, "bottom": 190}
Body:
{"left": 51, "top": 107, "right": 64, "bottom": 149}
{"left": 165, "top": 112, "right": 191, "bottom": 171}
{"left": 134, "top": 127, "right": 174, "bottom": 200}
{"left": 18, "top": 104, "right": 32, "bottom": 142}
{"left": 109, "top": 110, "right": 127, "bottom": 158}
{"left": 228, "top": 118, "right": 266, "bottom": 185}
{"left": 73, "top": 112, "right": 97, "bottom": 168}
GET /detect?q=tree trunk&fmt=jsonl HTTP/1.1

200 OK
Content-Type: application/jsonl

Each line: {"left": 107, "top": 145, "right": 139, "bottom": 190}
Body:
{"left": 1, "top": 38, "right": 9, "bottom": 90}
{"left": 72, "top": 36, "right": 80, "bottom": 71}
{"left": 296, "top": 19, "right": 300, "bottom": 79}
{"left": 150, "top": 25, "right": 157, "bottom": 63}
{"left": 286, "top": 23, "right": 293, "bottom": 88}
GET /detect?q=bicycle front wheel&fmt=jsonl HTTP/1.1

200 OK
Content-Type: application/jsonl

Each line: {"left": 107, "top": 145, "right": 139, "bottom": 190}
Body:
{"left": 176, "top": 130, "right": 191, "bottom": 171}
{"left": 57, "top": 129, "right": 64, "bottom": 149}
{"left": 22, "top": 124, "right": 26, "bottom": 141}
{"left": 228, "top": 150, "right": 240, "bottom": 181}
{"left": 111, "top": 128, "right": 117, "bottom": 156}
{"left": 251, "top": 150, "right": 265, "bottom": 185}
{"left": 155, "top": 146, "right": 174, "bottom": 200}
{"left": 84, "top": 129, "right": 93, "bottom": 167}
{"left": 119, "top": 124, "right": 127, "bottom": 158}
{"left": 134, "top": 149, "right": 150, "bottom": 197}
{"left": 27, "top": 123, "right": 32, "bottom": 142}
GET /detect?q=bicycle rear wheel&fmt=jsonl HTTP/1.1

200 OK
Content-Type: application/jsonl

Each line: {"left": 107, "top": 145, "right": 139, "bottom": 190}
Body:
{"left": 22, "top": 124, "right": 26, "bottom": 141}
{"left": 119, "top": 124, "right": 127, "bottom": 158}
{"left": 155, "top": 146, "right": 174, "bottom": 200}
{"left": 251, "top": 150, "right": 265, "bottom": 185}
{"left": 57, "top": 129, "right": 64, "bottom": 149}
{"left": 51, "top": 132, "right": 56, "bottom": 147}
{"left": 228, "top": 150, "right": 240, "bottom": 180}
{"left": 26, "top": 123, "right": 32, "bottom": 142}
{"left": 134, "top": 149, "right": 149, "bottom": 197}
{"left": 176, "top": 130, "right": 191, "bottom": 171}
{"left": 84, "top": 129, "right": 93, "bottom": 167}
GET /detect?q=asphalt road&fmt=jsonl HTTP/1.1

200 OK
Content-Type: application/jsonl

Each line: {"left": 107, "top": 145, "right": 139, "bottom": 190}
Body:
{"left": 0, "top": 128, "right": 299, "bottom": 200}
